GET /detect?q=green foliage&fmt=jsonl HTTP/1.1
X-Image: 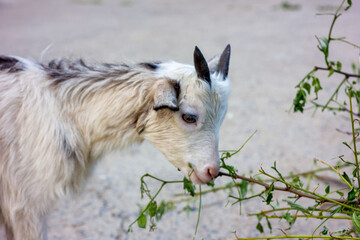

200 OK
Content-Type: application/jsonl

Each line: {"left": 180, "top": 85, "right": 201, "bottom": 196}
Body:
{"left": 292, "top": 0, "right": 360, "bottom": 116}
{"left": 325, "top": 185, "right": 330, "bottom": 194}
{"left": 239, "top": 180, "right": 248, "bottom": 198}
{"left": 321, "top": 226, "right": 329, "bottom": 235}
{"left": 183, "top": 177, "right": 196, "bottom": 197}
{"left": 283, "top": 200, "right": 310, "bottom": 215}
{"left": 137, "top": 213, "right": 147, "bottom": 228}
{"left": 265, "top": 183, "right": 274, "bottom": 205}
{"left": 345, "top": 0, "right": 352, "bottom": 11}
{"left": 256, "top": 221, "right": 264, "bottom": 233}
{"left": 293, "top": 88, "right": 307, "bottom": 112}
{"left": 352, "top": 213, "right": 360, "bottom": 233}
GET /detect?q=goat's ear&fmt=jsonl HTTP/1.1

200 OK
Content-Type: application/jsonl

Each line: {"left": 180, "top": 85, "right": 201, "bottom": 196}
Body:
{"left": 194, "top": 46, "right": 211, "bottom": 86}
{"left": 208, "top": 44, "right": 231, "bottom": 79}
{"left": 153, "top": 79, "right": 180, "bottom": 111}
{"left": 217, "top": 44, "right": 231, "bottom": 78}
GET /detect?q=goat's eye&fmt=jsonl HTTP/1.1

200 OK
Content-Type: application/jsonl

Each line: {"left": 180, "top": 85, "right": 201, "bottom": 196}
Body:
{"left": 182, "top": 114, "right": 197, "bottom": 124}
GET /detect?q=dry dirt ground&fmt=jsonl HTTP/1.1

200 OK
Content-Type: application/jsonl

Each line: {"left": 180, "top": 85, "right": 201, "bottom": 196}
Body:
{"left": 0, "top": 0, "right": 360, "bottom": 239}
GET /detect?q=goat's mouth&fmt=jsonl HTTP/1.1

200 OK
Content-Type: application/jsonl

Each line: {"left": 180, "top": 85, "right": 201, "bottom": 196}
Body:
{"left": 188, "top": 168, "right": 216, "bottom": 185}
{"left": 190, "top": 171, "right": 208, "bottom": 184}
{"left": 180, "top": 164, "right": 218, "bottom": 184}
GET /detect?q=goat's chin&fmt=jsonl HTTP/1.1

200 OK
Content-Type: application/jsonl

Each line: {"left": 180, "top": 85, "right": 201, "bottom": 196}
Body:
{"left": 189, "top": 171, "right": 211, "bottom": 185}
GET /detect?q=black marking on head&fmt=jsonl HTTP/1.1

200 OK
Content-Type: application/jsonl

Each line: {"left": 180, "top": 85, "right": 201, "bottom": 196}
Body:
{"left": 153, "top": 79, "right": 180, "bottom": 112}
{"left": 139, "top": 62, "right": 161, "bottom": 71}
{"left": 0, "top": 55, "right": 24, "bottom": 73}
{"left": 153, "top": 105, "right": 179, "bottom": 111}
{"left": 44, "top": 59, "right": 131, "bottom": 85}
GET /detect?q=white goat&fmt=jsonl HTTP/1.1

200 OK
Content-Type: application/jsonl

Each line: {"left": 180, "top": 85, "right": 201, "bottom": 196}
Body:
{"left": 0, "top": 45, "right": 231, "bottom": 240}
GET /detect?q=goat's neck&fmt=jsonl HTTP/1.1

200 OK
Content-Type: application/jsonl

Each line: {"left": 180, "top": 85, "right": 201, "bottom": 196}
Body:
{"left": 62, "top": 73, "right": 156, "bottom": 161}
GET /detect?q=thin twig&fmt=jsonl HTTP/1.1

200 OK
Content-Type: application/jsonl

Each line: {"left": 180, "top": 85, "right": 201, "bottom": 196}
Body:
{"left": 265, "top": 214, "right": 351, "bottom": 220}
{"left": 236, "top": 235, "right": 360, "bottom": 239}
{"left": 315, "top": 66, "right": 359, "bottom": 79}
{"left": 331, "top": 38, "right": 360, "bottom": 49}
{"left": 249, "top": 207, "right": 353, "bottom": 217}
{"left": 348, "top": 90, "right": 360, "bottom": 193}
{"left": 321, "top": 77, "right": 348, "bottom": 111}
{"left": 311, "top": 100, "right": 360, "bottom": 117}
{"left": 260, "top": 170, "right": 360, "bottom": 212}
{"left": 217, "top": 171, "right": 349, "bottom": 203}
{"left": 218, "top": 170, "right": 360, "bottom": 208}
{"left": 193, "top": 186, "right": 202, "bottom": 239}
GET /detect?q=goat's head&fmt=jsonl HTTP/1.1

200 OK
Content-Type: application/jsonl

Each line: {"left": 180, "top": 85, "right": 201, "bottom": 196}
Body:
{"left": 142, "top": 45, "right": 231, "bottom": 184}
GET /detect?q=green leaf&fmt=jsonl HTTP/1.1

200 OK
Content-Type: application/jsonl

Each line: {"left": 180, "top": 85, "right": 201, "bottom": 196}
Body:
{"left": 293, "top": 89, "right": 307, "bottom": 113}
{"left": 137, "top": 213, "right": 147, "bottom": 228}
{"left": 266, "top": 218, "right": 272, "bottom": 233}
{"left": 283, "top": 200, "right": 310, "bottom": 214}
{"left": 311, "top": 76, "right": 322, "bottom": 98}
{"left": 355, "top": 91, "right": 360, "bottom": 104}
{"left": 222, "top": 151, "right": 231, "bottom": 159}
{"left": 316, "top": 37, "right": 329, "bottom": 57}
{"left": 220, "top": 159, "right": 237, "bottom": 175}
{"left": 336, "top": 190, "right": 344, "bottom": 197}
{"left": 240, "top": 180, "right": 248, "bottom": 197}
{"left": 156, "top": 202, "right": 165, "bottom": 220}
{"left": 345, "top": 0, "right": 352, "bottom": 11}
{"left": 206, "top": 180, "right": 215, "bottom": 187}
{"left": 353, "top": 167, "right": 358, "bottom": 178}
{"left": 265, "top": 182, "right": 274, "bottom": 205}
{"left": 328, "top": 67, "right": 334, "bottom": 77}
{"left": 266, "top": 192, "right": 273, "bottom": 205}
{"left": 282, "top": 212, "right": 295, "bottom": 227}
{"left": 155, "top": 201, "right": 174, "bottom": 221}
{"left": 147, "top": 201, "right": 157, "bottom": 217}
{"left": 183, "top": 177, "right": 195, "bottom": 197}
{"left": 325, "top": 185, "right": 330, "bottom": 194}
{"left": 343, "top": 141, "right": 353, "bottom": 151}
{"left": 330, "top": 206, "right": 341, "bottom": 216}
{"left": 352, "top": 63, "right": 357, "bottom": 73}
{"left": 303, "top": 82, "right": 311, "bottom": 94}
{"left": 336, "top": 61, "right": 342, "bottom": 71}
{"left": 269, "top": 182, "right": 275, "bottom": 192}
{"left": 321, "top": 226, "right": 329, "bottom": 235}
{"left": 256, "top": 222, "right": 264, "bottom": 233}
{"left": 352, "top": 213, "right": 360, "bottom": 233}
{"left": 271, "top": 161, "right": 285, "bottom": 181}
{"left": 292, "top": 176, "right": 304, "bottom": 188}
{"left": 342, "top": 172, "right": 353, "bottom": 187}
{"left": 334, "top": 229, "right": 348, "bottom": 234}
{"left": 347, "top": 187, "right": 356, "bottom": 201}
{"left": 320, "top": 37, "right": 329, "bottom": 47}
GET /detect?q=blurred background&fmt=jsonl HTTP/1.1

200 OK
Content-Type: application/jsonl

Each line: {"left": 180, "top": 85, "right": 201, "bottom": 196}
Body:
{"left": 0, "top": 0, "right": 359, "bottom": 239}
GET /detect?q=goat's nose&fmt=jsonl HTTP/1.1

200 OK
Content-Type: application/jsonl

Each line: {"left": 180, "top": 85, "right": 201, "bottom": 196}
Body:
{"left": 206, "top": 166, "right": 219, "bottom": 180}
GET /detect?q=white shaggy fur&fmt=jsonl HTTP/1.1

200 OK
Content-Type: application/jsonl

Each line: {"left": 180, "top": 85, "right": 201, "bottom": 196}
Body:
{"left": 0, "top": 46, "right": 231, "bottom": 240}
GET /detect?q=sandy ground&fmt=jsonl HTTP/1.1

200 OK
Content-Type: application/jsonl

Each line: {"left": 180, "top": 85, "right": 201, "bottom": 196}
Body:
{"left": 1, "top": 0, "right": 360, "bottom": 239}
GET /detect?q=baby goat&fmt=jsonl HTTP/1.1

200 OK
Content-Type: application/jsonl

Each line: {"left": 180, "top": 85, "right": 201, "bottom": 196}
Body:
{"left": 0, "top": 45, "right": 231, "bottom": 240}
